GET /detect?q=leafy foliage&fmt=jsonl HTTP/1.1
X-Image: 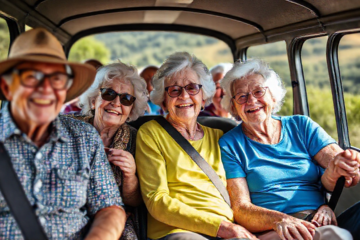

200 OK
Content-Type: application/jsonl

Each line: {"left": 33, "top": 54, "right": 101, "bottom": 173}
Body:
{"left": 0, "top": 18, "right": 10, "bottom": 60}
{"left": 68, "top": 36, "right": 110, "bottom": 64}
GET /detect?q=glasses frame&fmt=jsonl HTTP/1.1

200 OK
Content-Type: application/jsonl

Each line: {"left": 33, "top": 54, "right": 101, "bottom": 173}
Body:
{"left": 12, "top": 68, "right": 74, "bottom": 90}
{"left": 100, "top": 88, "right": 136, "bottom": 106}
{"left": 164, "top": 83, "right": 203, "bottom": 98}
{"left": 232, "top": 86, "right": 268, "bottom": 105}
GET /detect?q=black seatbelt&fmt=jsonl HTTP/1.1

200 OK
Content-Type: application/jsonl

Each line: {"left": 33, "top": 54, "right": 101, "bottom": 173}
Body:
{"left": 155, "top": 117, "right": 231, "bottom": 206}
{"left": 328, "top": 176, "right": 346, "bottom": 210}
{"left": 0, "top": 142, "right": 48, "bottom": 240}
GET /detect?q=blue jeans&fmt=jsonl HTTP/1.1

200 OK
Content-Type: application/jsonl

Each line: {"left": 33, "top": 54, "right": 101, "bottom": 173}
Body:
{"left": 337, "top": 201, "right": 360, "bottom": 239}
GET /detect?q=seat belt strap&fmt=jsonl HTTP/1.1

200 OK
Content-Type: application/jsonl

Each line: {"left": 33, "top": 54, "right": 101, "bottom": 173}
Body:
{"left": 328, "top": 176, "right": 345, "bottom": 210}
{"left": 0, "top": 142, "right": 48, "bottom": 240}
{"left": 155, "top": 117, "right": 231, "bottom": 207}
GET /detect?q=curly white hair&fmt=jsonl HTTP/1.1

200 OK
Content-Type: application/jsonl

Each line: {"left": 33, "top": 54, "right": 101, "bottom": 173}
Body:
{"left": 150, "top": 52, "right": 215, "bottom": 107}
{"left": 79, "top": 62, "right": 148, "bottom": 122}
{"left": 221, "top": 59, "right": 287, "bottom": 117}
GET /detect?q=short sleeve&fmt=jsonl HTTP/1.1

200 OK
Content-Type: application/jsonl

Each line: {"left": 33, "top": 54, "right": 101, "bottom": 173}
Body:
{"left": 219, "top": 136, "right": 246, "bottom": 179}
{"left": 86, "top": 134, "right": 124, "bottom": 216}
{"left": 298, "top": 116, "right": 337, "bottom": 157}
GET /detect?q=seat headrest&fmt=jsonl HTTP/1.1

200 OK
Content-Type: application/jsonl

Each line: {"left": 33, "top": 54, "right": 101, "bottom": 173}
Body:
{"left": 129, "top": 115, "right": 238, "bottom": 133}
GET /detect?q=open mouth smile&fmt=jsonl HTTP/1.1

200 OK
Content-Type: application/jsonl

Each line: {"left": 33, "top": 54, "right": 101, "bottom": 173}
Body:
{"left": 176, "top": 103, "right": 194, "bottom": 109}
{"left": 105, "top": 109, "right": 122, "bottom": 115}
{"left": 31, "top": 98, "right": 53, "bottom": 106}
{"left": 247, "top": 107, "right": 263, "bottom": 113}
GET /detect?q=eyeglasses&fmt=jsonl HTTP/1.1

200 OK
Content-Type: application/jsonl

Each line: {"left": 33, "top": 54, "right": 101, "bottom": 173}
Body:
{"left": 12, "top": 69, "right": 73, "bottom": 90}
{"left": 165, "top": 83, "right": 202, "bottom": 98}
{"left": 232, "top": 87, "right": 268, "bottom": 105}
{"left": 100, "top": 88, "right": 136, "bottom": 106}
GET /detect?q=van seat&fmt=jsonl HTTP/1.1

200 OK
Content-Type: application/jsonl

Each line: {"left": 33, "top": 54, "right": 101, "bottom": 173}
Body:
{"left": 129, "top": 115, "right": 238, "bottom": 133}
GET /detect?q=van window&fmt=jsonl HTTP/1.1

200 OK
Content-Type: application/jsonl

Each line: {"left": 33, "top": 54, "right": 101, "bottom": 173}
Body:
{"left": 338, "top": 33, "right": 360, "bottom": 148}
{"left": 69, "top": 31, "right": 233, "bottom": 69}
{"left": 0, "top": 16, "right": 10, "bottom": 107}
{"left": 301, "top": 36, "right": 338, "bottom": 142}
{"left": 0, "top": 17, "right": 10, "bottom": 60}
{"left": 247, "top": 41, "right": 292, "bottom": 116}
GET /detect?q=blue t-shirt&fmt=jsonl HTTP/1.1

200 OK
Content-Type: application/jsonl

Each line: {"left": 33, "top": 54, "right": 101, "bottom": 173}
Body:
{"left": 219, "top": 115, "right": 336, "bottom": 214}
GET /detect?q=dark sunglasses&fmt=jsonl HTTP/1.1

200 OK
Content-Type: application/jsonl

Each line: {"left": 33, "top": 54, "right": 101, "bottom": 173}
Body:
{"left": 100, "top": 88, "right": 136, "bottom": 106}
{"left": 165, "top": 83, "right": 203, "bottom": 98}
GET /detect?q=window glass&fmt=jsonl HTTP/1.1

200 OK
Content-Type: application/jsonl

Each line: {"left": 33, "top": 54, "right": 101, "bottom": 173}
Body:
{"left": 69, "top": 31, "right": 233, "bottom": 69}
{"left": 247, "top": 41, "right": 292, "bottom": 116}
{"left": 0, "top": 16, "right": 11, "bottom": 107}
{"left": 301, "top": 36, "right": 338, "bottom": 142}
{"left": 338, "top": 33, "right": 360, "bottom": 148}
{"left": 0, "top": 17, "right": 10, "bottom": 60}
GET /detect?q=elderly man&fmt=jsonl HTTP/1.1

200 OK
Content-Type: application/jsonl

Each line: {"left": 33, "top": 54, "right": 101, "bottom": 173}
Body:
{"left": 0, "top": 28, "right": 126, "bottom": 239}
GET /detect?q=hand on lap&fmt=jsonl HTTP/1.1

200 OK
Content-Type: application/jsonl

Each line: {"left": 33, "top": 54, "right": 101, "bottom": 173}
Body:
{"left": 311, "top": 205, "right": 337, "bottom": 227}
{"left": 274, "top": 216, "right": 315, "bottom": 240}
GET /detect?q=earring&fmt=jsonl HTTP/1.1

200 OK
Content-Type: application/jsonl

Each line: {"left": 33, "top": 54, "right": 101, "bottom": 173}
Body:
{"left": 201, "top": 106, "right": 204, "bottom": 111}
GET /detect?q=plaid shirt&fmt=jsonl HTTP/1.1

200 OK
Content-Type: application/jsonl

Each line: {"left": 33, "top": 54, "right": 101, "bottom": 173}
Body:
{"left": 0, "top": 104, "right": 124, "bottom": 239}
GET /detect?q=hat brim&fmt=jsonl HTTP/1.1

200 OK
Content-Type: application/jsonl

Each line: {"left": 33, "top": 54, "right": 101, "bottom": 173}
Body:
{"left": 0, "top": 55, "right": 96, "bottom": 103}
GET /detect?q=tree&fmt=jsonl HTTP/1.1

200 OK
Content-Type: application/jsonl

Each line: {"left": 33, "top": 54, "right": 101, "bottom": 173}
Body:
{"left": 0, "top": 18, "right": 10, "bottom": 60}
{"left": 68, "top": 36, "right": 110, "bottom": 64}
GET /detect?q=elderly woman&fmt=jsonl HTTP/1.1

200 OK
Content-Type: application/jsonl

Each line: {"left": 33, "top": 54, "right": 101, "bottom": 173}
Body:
{"left": 0, "top": 28, "right": 126, "bottom": 239}
{"left": 72, "top": 62, "right": 148, "bottom": 239}
{"left": 135, "top": 52, "right": 257, "bottom": 240}
{"left": 219, "top": 59, "right": 360, "bottom": 240}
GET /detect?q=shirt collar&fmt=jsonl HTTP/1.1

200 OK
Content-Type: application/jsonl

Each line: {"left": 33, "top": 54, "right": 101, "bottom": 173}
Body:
{"left": 0, "top": 102, "right": 70, "bottom": 143}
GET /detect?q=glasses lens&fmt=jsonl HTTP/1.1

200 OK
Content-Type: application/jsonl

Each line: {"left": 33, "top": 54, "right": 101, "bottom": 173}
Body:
{"left": 167, "top": 86, "right": 182, "bottom": 97}
{"left": 236, "top": 94, "right": 248, "bottom": 104}
{"left": 119, "top": 94, "right": 136, "bottom": 106}
{"left": 253, "top": 88, "right": 266, "bottom": 98}
{"left": 101, "top": 88, "right": 117, "bottom": 101}
{"left": 185, "top": 83, "right": 201, "bottom": 95}
{"left": 19, "top": 70, "right": 43, "bottom": 87}
{"left": 49, "top": 73, "right": 69, "bottom": 89}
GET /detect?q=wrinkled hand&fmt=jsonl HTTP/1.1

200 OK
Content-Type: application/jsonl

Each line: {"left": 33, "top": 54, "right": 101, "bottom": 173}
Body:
{"left": 328, "top": 149, "right": 360, "bottom": 187}
{"left": 217, "top": 221, "right": 258, "bottom": 239}
{"left": 274, "top": 216, "right": 315, "bottom": 240}
{"left": 106, "top": 148, "right": 136, "bottom": 178}
{"left": 311, "top": 205, "right": 337, "bottom": 227}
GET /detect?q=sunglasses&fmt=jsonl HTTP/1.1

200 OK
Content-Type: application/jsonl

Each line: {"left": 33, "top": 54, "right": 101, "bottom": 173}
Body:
{"left": 165, "top": 83, "right": 203, "bottom": 98}
{"left": 100, "top": 88, "right": 136, "bottom": 106}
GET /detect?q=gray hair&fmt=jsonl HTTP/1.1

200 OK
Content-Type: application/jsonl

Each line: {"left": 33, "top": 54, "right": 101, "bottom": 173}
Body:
{"left": 221, "top": 59, "right": 287, "bottom": 117}
{"left": 210, "top": 63, "right": 233, "bottom": 76}
{"left": 150, "top": 52, "right": 215, "bottom": 106}
{"left": 79, "top": 62, "right": 148, "bottom": 122}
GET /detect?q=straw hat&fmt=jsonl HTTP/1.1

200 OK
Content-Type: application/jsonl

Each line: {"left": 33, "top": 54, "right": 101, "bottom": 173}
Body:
{"left": 0, "top": 28, "right": 96, "bottom": 102}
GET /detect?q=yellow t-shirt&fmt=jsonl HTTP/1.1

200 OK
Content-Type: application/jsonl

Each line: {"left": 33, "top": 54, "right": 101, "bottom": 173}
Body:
{"left": 135, "top": 120, "right": 233, "bottom": 239}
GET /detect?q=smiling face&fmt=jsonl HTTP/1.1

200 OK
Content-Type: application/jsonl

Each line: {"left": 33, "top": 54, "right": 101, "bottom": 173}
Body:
{"left": 232, "top": 73, "right": 275, "bottom": 125}
{"left": 164, "top": 68, "right": 204, "bottom": 124}
{"left": 1, "top": 62, "right": 67, "bottom": 127}
{"left": 92, "top": 78, "right": 134, "bottom": 128}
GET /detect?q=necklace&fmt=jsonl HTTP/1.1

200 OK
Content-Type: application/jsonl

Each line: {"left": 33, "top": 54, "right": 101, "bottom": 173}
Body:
{"left": 242, "top": 121, "right": 279, "bottom": 144}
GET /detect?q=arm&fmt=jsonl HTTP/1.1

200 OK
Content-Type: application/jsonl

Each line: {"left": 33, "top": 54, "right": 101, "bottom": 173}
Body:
{"left": 107, "top": 148, "right": 142, "bottom": 206}
{"left": 228, "top": 178, "right": 315, "bottom": 239}
{"left": 313, "top": 144, "right": 360, "bottom": 191}
{"left": 136, "top": 130, "right": 225, "bottom": 237}
{"left": 85, "top": 206, "right": 126, "bottom": 240}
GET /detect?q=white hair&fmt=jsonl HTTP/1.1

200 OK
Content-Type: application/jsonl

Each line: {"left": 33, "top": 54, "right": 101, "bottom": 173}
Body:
{"left": 79, "top": 62, "right": 148, "bottom": 122}
{"left": 150, "top": 52, "right": 215, "bottom": 106}
{"left": 221, "top": 59, "right": 287, "bottom": 117}
{"left": 210, "top": 63, "right": 233, "bottom": 76}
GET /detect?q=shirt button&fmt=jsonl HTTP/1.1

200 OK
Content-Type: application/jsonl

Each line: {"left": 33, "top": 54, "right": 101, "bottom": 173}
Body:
{"left": 39, "top": 216, "right": 46, "bottom": 225}
{"left": 35, "top": 152, "right": 42, "bottom": 159}
{"left": 34, "top": 180, "right": 43, "bottom": 193}
{"left": 14, "top": 129, "right": 21, "bottom": 135}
